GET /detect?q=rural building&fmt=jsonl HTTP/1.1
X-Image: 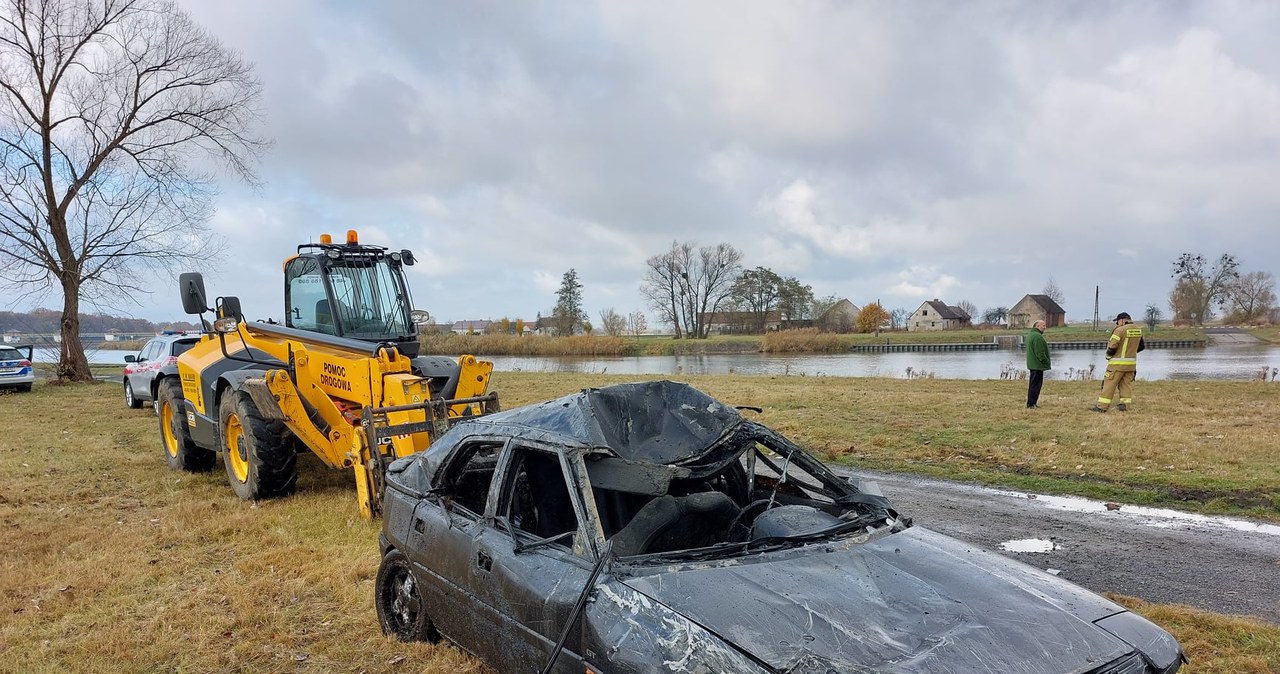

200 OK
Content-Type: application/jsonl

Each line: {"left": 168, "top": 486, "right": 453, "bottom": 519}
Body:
{"left": 908, "top": 300, "right": 971, "bottom": 332}
{"left": 1009, "top": 294, "right": 1066, "bottom": 328}
{"left": 817, "top": 299, "right": 859, "bottom": 333}
{"left": 699, "top": 311, "right": 782, "bottom": 335}
{"left": 451, "top": 320, "right": 492, "bottom": 334}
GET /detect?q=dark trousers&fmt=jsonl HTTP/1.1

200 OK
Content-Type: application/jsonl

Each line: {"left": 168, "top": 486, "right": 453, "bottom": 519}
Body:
{"left": 1027, "top": 369, "right": 1045, "bottom": 407}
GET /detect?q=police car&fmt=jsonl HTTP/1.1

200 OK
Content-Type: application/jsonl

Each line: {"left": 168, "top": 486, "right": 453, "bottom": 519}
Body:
{"left": 0, "top": 345, "right": 34, "bottom": 392}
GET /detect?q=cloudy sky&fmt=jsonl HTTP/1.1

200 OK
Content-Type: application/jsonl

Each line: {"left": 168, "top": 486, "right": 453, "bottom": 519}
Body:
{"left": 22, "top": 0, "right": 1280, "bottom": 325}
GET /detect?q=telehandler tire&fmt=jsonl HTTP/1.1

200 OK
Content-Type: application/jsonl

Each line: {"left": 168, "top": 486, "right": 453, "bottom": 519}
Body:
{"left": 219, "top": 391, "right": 297, "bottom": 500}
{"left": 376, "top": 549, "right": 439, "bottom": 643}
{"left": 158, "top": 379, "right": 215, "bottom": 472}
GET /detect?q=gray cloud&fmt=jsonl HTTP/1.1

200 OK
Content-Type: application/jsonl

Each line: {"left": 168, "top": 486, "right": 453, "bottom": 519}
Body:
{"left": 10, "top": 0, "right": 1275, "bottom": 326}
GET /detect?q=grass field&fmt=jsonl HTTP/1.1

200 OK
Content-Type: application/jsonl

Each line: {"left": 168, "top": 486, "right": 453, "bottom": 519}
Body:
{"left": 2, "top": 375, "right": 1277, "bottom": 673}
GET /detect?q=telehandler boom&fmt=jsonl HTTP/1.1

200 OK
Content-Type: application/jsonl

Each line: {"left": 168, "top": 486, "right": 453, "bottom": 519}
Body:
{"left": 156, "top": 231, "right": 497, "bottom": 518}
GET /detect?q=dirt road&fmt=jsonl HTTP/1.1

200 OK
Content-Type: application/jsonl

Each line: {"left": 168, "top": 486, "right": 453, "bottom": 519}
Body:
{"left": 838, "top": 468, "right": 1280, "bottom": 624}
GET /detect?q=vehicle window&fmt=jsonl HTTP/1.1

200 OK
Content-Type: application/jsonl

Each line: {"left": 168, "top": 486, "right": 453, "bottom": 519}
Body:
{"left": 0, "top": 347, "right": 19, "bottom": 360}
{"left": 500, "top": 447, "right": 579, "bottom": 544}
{"left": 285, "top": 257, "right": 329, "bottom": 333}
{"left": 172, "top": 340, "right": 198, "bottom": 357}
{"left": 141, "top": 340, "right": 163, "bottom": 362}
{"left": 440, "top": 441, "right": 503, "bottom": 517}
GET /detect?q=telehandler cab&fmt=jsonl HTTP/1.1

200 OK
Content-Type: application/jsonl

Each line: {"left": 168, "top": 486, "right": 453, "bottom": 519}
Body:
{"left": 157, "top": 230, "right": 498, "bottom": 518}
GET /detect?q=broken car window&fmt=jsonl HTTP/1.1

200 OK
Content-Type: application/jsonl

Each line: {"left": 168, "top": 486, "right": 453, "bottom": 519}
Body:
{"left": 441, "top": 441, "right": 503, "bottom": 517}
{"left": 500, "top": 447, "right": 580, "bottom": 547}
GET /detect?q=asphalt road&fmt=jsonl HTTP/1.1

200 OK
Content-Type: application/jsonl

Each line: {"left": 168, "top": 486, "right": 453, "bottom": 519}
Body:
{"left": 837, "top": 468, "right": 1280, "bottom": 624}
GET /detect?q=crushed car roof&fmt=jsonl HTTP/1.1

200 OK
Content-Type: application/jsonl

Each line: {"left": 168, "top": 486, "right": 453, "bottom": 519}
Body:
{"left": 451, "top": 380, "right": 744, "bottom": 464}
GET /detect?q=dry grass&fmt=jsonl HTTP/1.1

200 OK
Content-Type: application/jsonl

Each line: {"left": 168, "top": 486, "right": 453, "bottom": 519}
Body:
{"left": 1111, "top": 595, "right": 1280, "bottom": 673}
{"left": 761, "top": 327, "right": 846, "bottom": 353}
{"left": 2, "top": 375, "right": 1277, "bottom": 673}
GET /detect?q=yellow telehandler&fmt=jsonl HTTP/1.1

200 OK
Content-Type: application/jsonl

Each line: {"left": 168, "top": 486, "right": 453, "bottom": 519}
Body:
{"left": 158, "top": 230, "right": 498, "bottom": 518}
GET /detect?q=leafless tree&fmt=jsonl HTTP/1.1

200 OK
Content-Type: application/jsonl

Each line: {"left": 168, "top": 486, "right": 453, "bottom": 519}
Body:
{"left": 1042, "top": 277, "right": 1066, "bottom": 306}
{"left": 0, "top": 0, "right": 266, "bottom": 381}
{"left": 640, "top": 240, "right": 742, "bottom": 339}
{"left": 889, "top": 307, "right": 909, "bottom": 330}
{"left": 1225, "top": 271, "right": 1276, "bottom": 323}
{"left": 598, "top": 308, "right": 627, "bottom": 337}
{"left": 626, "top": 310, "right": 647, "bottom": 339}
{"left": 641, "top": 241, "right": 691, "bottom": 338}
{"left": 1170, "top": 253, "right": 1239, "bottom": 325}
{"left": 955, "top": 300, "right": 977, "bottom": 322}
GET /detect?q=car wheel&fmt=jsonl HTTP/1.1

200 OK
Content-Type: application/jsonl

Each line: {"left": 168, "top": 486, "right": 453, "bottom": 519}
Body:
{"left": 125, "top": 380, "right": 143, "bottom": 409}
{"left": 17, "top": 383, "right": 32, "bottom": 393}
{"left": 158, "top": 379, "right": 215, "bottom": 472}
{"left": 219, "top": 391, "right": 297, "bottom": 500}
{"left": 376, "top": 549, "right": 439, "bottom": 643}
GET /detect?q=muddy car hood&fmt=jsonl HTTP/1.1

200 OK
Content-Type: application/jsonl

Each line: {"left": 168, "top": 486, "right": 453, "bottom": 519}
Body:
{"left": 618, "top": 526, "right": 1144, "bottom": 673}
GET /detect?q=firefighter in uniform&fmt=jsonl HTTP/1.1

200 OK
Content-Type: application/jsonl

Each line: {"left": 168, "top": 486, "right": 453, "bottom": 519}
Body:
{"left": 1091, "top": 312, "right": 1145, "bottom": 412}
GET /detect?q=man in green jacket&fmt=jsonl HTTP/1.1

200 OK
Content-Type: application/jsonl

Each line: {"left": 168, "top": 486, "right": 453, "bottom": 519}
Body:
{"left": 1025, "top": 320, "right": 1051, "bottom": 408}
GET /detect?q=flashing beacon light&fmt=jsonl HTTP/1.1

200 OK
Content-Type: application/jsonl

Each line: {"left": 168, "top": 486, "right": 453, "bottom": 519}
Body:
{"left": 346, "top": 229, "right": 359, "bottom": 245}
{"left": 320, "top": 233, "right": 333, "bottom": 244}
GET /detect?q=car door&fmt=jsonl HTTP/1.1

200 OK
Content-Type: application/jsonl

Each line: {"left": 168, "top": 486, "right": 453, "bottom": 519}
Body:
{"left": 403, "top": 439, "right": 507, "bottom": 656}
{"left": 467, "top": 443, "right": 598, "bottom": 673}
{"left": 126, "top": 340, "right": 160, "bottom": 394}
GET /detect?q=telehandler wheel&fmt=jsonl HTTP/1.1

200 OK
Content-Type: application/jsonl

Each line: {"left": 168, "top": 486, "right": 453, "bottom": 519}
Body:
{"left": 376, "top": 549, "right": 439, "bottom": 643}
{"left": 219, "top": 391, "right": 297, "bottom": 500}
{"left": 158, "top": 379, "right": 215, "bottom": 472}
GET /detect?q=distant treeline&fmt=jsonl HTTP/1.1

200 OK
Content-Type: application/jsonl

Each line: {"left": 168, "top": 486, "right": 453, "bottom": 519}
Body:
{"left": 0, "top": 308, "right": 198, "bottom": 334}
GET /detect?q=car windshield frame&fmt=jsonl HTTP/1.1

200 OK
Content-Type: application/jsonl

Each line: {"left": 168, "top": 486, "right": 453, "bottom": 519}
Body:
{"left": 573, "top": 421, "right": 902, "bottom": 564}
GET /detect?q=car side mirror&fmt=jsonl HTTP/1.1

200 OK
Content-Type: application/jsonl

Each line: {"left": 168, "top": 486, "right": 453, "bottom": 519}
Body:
{"left": 124, "top": 355, "right": 137, "bottom": 363}
{"left": 179, "top": 272, "right": 209, "bottom": 315}
{"left": 400, "top": 249, "right": 415, "bottom": 266}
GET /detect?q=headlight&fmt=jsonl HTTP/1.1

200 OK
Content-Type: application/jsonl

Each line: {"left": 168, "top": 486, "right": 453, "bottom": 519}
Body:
{"left": 1094, "top": 611, "right": 1185, "bottom": 673}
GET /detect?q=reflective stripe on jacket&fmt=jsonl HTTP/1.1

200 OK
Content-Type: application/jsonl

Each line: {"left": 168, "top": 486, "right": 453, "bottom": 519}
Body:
{"left": 1105, "top": 324, "right": 1144, "bottom": 372}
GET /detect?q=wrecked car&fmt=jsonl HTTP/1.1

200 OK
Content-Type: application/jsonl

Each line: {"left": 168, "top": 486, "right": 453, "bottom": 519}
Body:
{"left": 376, "top": 380, "right": 1185, "bottom": 673}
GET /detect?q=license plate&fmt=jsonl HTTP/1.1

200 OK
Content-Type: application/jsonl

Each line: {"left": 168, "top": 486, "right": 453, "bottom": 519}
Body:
{"left": 0, "top": 367, "right": 16, "bottom": 374}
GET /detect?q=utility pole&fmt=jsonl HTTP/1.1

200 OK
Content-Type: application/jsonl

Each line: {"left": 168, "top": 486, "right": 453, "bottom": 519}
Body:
{"left": 1092, "top": 286, "right": 1100, "bottom": 331}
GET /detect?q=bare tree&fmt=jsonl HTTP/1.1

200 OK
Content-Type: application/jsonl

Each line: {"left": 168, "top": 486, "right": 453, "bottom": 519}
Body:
{"left": 889, "top": 307, "right": 909, "bottom": 330}
{"left": 1225, "top": 271, "right": 1276, "bottom": 323}
{"left": 598, "top": 308, "right": 627, "bottom": 337}
{"left": 982, "top": 307, "right": 1009, "bottom": 325}
{"left": 640, "top": 241, "right": 691, "bottom": 339}
{"left": 1042, "top": 277, "right": 1066, "bottom": 306}
{"left": 626, "top": 310, "right": 647, "bottom": 339}
{"left": 1170, "top": 253, "right": 1239, "bottom": 325}
{"left": 640, "top": 240, "right": 742, "bottom": 339}
{"left": 955, "top": 300, "right": 977, "bottom": 322}
{"left": 0, "top": 0, "right": 266, "bottom": 381}
{"left": 1143, "top": 303, "right": 1162, "bottom": 331}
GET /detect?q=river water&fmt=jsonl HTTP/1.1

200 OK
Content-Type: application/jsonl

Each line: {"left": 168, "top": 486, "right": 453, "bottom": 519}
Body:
{"left": 41, "top": 344, "right": 1280, "bottom": 382}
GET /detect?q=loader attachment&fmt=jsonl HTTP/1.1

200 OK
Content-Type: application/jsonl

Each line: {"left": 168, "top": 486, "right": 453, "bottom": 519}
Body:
{"left": 357, "top": 393, "right": 502, "bottom": 518}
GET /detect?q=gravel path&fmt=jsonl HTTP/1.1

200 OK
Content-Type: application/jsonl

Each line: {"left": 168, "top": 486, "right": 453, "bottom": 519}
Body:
{"left": 837, "top": 468, "right": 1280, "bottom": 624}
